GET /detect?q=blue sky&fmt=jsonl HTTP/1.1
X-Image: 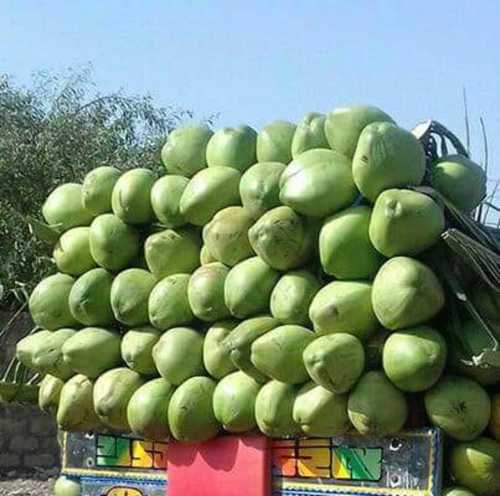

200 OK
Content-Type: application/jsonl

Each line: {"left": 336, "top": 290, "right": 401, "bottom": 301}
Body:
{"left": 1, "top": 0, "right": 499, "bottom": 178}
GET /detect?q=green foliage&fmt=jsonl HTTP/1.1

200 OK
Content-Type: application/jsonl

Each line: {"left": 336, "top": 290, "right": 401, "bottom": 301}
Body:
{"left": 0, "top": 67, "right": 192, "bottom": 305}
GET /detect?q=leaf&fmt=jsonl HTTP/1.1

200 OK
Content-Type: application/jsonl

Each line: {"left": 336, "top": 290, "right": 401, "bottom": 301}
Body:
{"left": 26, "top": 216, "right": 60, "bottom": 245}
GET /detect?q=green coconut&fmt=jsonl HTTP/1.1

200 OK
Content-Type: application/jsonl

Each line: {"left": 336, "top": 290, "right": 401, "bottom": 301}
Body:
{"left": 29, "top": 273, "right": 77, "bottom": 330}
{"left": 255, "top": 380, "right": 300, "bottom": 438}
{"left": 239, "top": 162, "right": 286, "bottom": 219}
{"left": 149, "top": 274, "right": 194, "bottom": 330}
{"left": 202, "top": 207, "right": 254, "bottom": 266}
{"left": 443, "top": 488, "right": 477, "bottom": 496}
{"left": 69, "top": 268, "right": 114, "bottom": 326}
{"left": 471, "top": 283, "right": 500, "bottom": 323}
{"left": 270, "top": 270, "right": 321, "bottom": 325}
{"left": 93, "top": 367, "right": 145, "bottom": 431}
{"left": 38, "top": 374, "right": 64, "bottom": 414}
{"left": 256, "top": 120, "right": 296, "bottom": 164}
{"left": 53, "top": 476, "right": 81, "bottom": 496}
{"left": 291, "top": 112, "right": 329, "bottom": 159}
{"left": 424, "top": 374, "right": 491, "bottom": 441}
{"left": 82, "top": 166, "right": 121, "bottom": 215}
{"left": 145, "top": 227, "right": 201, "bottom": 279}
{"left": 203, "top": 320, "right": 239, "bottom": 379}
{"left": 372, "top": 257, "right": 445, "bottom": 330}
{"left": 431, "top": 154, "right": 487, "bottom": 212}
{"left": 161, "top": 124, "right": 213, "bottom": 177}
{"left": 309, "top": 281, "right": 378, "bottom": 340}
{"left": 223, "top": 316, "right": 279, "bottom": 382}
{"left": 121, "top": 326, "right": 162, "bottom": 375}
{"left": 319, "top": 205, "right": 384, "bottom": 280}
{"left": 89, "top": 214, "right": 140, "bottom": 271}
{"left": 127, "top": 378, "right": 175, "bottom": 440}
{"left": 352, "top": 122, "right": 426, "bottom": 202}
{"left": 347, "top": 371, "right": 408, "bottom": 436}
{"left": 224, "top": 257, "right": 279, "bottom": 318}
{"left": 17, "top": 329, "right": 76, "bottom": 379}
{"left": 42, "top": 183, "right": 94, "bottom": 233}
{"left": 168, "top": 376, "right": 220, "bottom": 442}
{"left": 251, "top": 324, "right": 314, "bottom": 384}
{"left": 187, "top": 263, "right": 231, "bottom": 322}
{"left": 62, "top": 327, "right": 122, "bottom": 378}
{"left": 449, "top": 320, "right": 500, "bottom": 386}
{"left": 383, "top": 326, "right": 447, "bottom": 392}
{"left": 303, "top": 333, "right": 365, "bottom": 393}
{"left": 200, "top": 244, "right": 217, "bottom": 265}
{"left": 111, "top": 168, "right": 155, "bottom": 224}
{"left": 449, "top": 437, "right": 500, "bottom": 496}
{"left": 248, "top": 206, "right": 315, "bottom": 271}
{"left": 213, "top": 371, "right": 260, "bottom": 433}
{"left": 369, "top": 189, "right": 445, "bottom": 257}
{"left": 57, "top": 374, "right": 102, "bottom": 432}
{"left": 324, "top": 105, "right": 395, "bottom": 159}
{"left": 293, "top": 382, "right": 350, "bottom": 437}
{"left": 490, "top": 392, "right": 500, "bottom": 442}
{"left": 279, "top": 149, "right": 358, "bottom": 218}
{"left": 110, "top": 268, "right": 156, "bottom": 326}
{"left": 179, "top": 166, "right": 241, "bottom": 226}
{"left": 152, "top": 327, "right": 205, "bottom": 385}
{"left": 53, "top": 227, "right": 96, "bottom": 276}
{"left": 206, "top": 125, "right": 257, "bottom": 172}
{"left": 151, "top": 175, "right": 189, "bottom": 227}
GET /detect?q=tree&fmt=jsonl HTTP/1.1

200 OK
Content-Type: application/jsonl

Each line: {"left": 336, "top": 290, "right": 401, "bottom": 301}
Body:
{"left": 0, "top": 67, "right": 193, "bottom": 306}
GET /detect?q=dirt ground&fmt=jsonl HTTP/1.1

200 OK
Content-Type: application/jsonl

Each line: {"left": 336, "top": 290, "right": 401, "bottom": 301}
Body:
{"left": 0, "top": 469, "right": 58, "bottom": 496}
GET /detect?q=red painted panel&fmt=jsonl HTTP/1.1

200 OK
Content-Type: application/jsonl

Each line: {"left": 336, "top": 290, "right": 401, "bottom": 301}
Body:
{"left": 167, "top": 435, "right": 271, "bottom": 496}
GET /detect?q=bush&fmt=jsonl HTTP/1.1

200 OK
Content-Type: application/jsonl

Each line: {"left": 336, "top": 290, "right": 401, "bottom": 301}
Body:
{"left": 0, "top": 67, "right": 193, "bottom": 306}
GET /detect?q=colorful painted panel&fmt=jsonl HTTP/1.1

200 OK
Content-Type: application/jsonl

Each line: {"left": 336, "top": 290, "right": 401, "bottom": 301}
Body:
{"left": 61, "top": 429, "right": 442, "bottom": 495}
{"left": 272, "top": 430, "right": 442, "bottom": 496}
{"left": 62, "top": 432, "right": 167, "bottom": 480}
{"left": 80, "top": 476, "right": 166, "bottom": 496}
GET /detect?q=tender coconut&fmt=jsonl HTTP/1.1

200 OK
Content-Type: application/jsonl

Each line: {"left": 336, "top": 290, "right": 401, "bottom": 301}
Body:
{"left": 257, "top": 120, "right": 296, "bottom": 164}
{"left": 255, "top": 380, "right": 301, "bottom": 438}
{"left": 151, "top": 175, "right": 189, "bottom": 227}
{"left": 213, "top": 371, "right": 260, "bottom": 433}
{"left": 127, "top": 378, "right": 174, "bottom": 440}
{"left": 93, "top": 368, "right": 145, "bottom": 431}
{"left": 111, "top": 168, "right": 155, "bottom": 224}
{"left": 168, "top": 376, "right": 220, "bottom": 442}
{"left": 82, "top": 166, "right": 121, "bottom": 215}
{"left": 187, "top": 263, "right": 231, "bottom": 322}
{"left": 149, "top": 274, "right": 193, "bottom": 330}
{"left": 206, "top": 125, "right": 257, "bottom": 172}
{"left": 161, "top": 125, "right": 213, "bottom": 177}
{"left": 152, "top": 327, "right": 205, "bottom": 385}
{"left": 62, "top": 327, "right": 122, "bottom": 378}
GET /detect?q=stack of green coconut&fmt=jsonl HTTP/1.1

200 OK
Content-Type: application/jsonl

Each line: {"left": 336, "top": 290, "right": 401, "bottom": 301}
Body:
{"left": 15, "top": 105, "right": 500, "bottom": 496}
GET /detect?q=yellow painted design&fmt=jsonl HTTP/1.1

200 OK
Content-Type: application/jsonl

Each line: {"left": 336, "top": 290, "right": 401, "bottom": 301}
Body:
{"left": 297, "top": 438, "right": 331, "bottom": 478}
{"left": 332, "top": 450, "right": 350, "bottom": 479}
{"left": 105, "top": 487, "right": 143, "bottom": 496}
{"left": 131, "top": 440, "right": 153, "bottom": 468}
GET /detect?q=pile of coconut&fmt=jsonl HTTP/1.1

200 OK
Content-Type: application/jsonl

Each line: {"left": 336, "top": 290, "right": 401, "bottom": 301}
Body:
{"left": 13, "top": 106, "right": 500, "bottom": 496}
